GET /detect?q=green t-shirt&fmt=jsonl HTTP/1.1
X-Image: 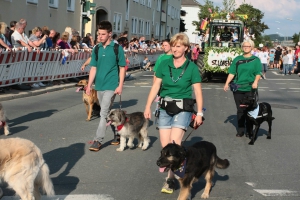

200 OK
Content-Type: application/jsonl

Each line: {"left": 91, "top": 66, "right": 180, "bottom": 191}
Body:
{"left": 90, "top": 41, "right": 126, "bottom": 91}
{"left": 228, "top": 55, "right": 261, "bottom": 92}
{"left": 155, "top": 57, "right": 201, "bottom": 99}
{"left": 153, "top": 54, "right": 173, "bottom": 72}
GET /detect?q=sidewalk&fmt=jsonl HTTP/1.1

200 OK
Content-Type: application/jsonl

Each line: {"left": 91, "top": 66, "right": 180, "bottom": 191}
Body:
{"left": 0, "top": 69, "right": 143, "bottom": 102}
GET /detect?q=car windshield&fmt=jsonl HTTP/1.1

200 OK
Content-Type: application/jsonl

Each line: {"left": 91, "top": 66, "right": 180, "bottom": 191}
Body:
{"left": 209, "top": 24, "right": 243, "bottom": 47}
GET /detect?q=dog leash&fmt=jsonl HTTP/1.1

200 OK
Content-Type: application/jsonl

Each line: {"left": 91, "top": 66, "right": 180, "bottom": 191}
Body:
{"left": 119, "top": 95, "right": 122, "bottom": 110}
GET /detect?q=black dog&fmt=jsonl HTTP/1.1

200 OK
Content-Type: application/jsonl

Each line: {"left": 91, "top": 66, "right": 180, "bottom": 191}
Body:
{"left": 240, "top": 95, "right": 275, "bottom": 145}
{"left": 157, "top": 141, "right": 229, "bottom": 199}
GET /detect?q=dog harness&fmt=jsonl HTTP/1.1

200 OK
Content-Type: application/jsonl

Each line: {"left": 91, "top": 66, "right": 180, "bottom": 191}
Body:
{"left": 173, "top": 158, "right": 187, "bottom": 178}
{"left": 116, "top": 118, "right": 129, "bottom": 131}
{"left": 247, "top": 104, "right": 268, "bottom": 119}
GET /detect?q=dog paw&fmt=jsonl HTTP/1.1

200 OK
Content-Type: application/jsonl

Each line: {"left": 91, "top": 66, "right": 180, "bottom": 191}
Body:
{"left": 137, "top": 143, "right": 143, "bottom": 148}
{"left": 116, "top": 148, "right": 124, "bottom": 151}
{"left": 248, "top": 141, "right": 254, "bottom": 145}
{"left": 201, "top": 192, "right": 209, "bottom": 199}
{"left": 127, "top": 143, "right": 134, "bottom": 148}
{"left": 267, "top": 136, "right": 271, "bottom": 139}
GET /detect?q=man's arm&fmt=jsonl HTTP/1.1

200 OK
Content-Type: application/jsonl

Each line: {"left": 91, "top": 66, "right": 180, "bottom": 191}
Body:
{"left": 86, "top": 67, "right": 96, "bottom": 96}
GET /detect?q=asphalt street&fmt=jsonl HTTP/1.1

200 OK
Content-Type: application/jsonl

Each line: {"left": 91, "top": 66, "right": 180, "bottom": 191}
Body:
{"left": 0, "top": 69, "right": 300, "bottom": 200}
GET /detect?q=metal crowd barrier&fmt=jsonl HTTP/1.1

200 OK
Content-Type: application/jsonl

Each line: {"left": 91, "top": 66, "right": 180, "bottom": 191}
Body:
{"left": 0, "top": 49, "right": 161, "bottom": 88}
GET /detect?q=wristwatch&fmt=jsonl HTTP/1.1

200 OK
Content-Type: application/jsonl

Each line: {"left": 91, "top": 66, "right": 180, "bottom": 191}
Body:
{"left": 196, "top": 112, "right": 203, "bottom": 117}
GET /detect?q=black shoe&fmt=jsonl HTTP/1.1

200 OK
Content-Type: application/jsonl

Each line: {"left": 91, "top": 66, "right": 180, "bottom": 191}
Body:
{"left": 236, "top": 133, "right": 244, "bottom": 137}
{"left": 89, "top": 141, "right": 102, "bottom": 151}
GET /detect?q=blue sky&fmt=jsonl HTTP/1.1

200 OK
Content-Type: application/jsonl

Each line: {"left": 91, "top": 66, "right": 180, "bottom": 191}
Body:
{"left": 196, "top": 0, "right": 300, "bottom": 37}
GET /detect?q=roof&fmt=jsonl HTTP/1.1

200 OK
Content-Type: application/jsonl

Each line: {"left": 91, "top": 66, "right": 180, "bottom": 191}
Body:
{"left": 181, "top": 0, "right": 200, "bottom": 6}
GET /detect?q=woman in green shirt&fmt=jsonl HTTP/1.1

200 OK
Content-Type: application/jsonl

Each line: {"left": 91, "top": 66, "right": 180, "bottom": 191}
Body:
{"left": 144, "top": 33, "right": 203, "bottom": 194}
{"left": 224, "top": 40, "right": 262, "bottom": 137}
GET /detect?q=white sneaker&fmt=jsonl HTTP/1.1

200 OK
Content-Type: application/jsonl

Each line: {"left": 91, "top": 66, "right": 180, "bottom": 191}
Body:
{"left": 38, "top": 82, "right": 46, "bottom": 87}
{"left": 31, "top": 83, "right": 40, "bottom": 88}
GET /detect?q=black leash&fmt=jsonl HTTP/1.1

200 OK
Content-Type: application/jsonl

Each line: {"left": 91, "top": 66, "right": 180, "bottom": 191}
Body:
{"left": 181, "top": 129, "right": 196, "bottom": 145}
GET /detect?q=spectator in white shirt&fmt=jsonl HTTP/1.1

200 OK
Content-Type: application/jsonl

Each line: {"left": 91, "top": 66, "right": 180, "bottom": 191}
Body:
{"left": 258, "top": 47, "right": 269, "bottom": 79}
{"left": 287, "top": 50, "right": 294, "bottom": 75}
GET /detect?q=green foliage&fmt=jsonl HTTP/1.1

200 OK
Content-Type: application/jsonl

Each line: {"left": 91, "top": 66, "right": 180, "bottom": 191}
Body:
{"left": 222, "top": 0, "right": 236, "bottom": 13}
{"left": 235, "top": 4, "right": 269, "bottom": 46}
{"left": 203, "top": 46, "right": 243, "bottom": 73}
{"left": 292, "top": 33, "right": 299, "bottom": 44}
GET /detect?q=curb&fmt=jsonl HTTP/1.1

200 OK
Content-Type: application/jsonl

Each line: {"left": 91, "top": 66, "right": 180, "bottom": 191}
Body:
{"left": 0, "top": 69, "right": 146, "bottom": 102}
{"left": 0, "top": 83, "right": 76, "bottom": 102}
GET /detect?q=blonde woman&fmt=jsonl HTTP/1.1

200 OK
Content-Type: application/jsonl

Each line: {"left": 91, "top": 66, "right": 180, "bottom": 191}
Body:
{"left": 0, "top": 22, "right": 12, "bottom": 51}
{"left": 144, "top": 33, "right": 203, "bottom": 194}
{"left": 28, "top": 27, "right": 47, "bottom": 48}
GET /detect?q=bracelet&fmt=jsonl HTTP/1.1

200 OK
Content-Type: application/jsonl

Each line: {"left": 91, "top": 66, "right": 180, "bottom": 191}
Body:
{"left": 196, "top": 112, "right": 203, "bottom": 116}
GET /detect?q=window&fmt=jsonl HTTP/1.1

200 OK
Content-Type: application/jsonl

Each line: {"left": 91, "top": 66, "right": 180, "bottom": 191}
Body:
{"left": 139, "top": 19, "right": 144, "bottom": 35}
{"left": 126, "top": 0, "right": 130, "bottom": 20}
{"left": 152, "top": 9, "right": 155, "bottom": 25}
{"left": 113, "top": 13, "right": 122, "bottom": 33}
{"left": 49, "top": 0, "right": 58, "bottom": 8}
{"left": 167, "top": 5, "right": 171, "bottom": 16}
{"left": 147, "top": 0, "right": 151, "bottom": 8}
{"left": 133, "top": 0, "right": 139, "bottom": 2}
{"left": 132, "top": 17, "right": 138, "bottom": 34}
{"left": 67, "top": 0, "right": 75, "bottom": 11}
{"left": 157, "top": 0, "right": 161, "bottom": 11}
{"left": 171, "top": 6, "right": 175, "bottom": 19}
{"left": 155, "top": 22, "right": 159, "bottom": 36}
{"left": 145, "top": 21, "right": 150, "bottom": 35}
{"left": 27, "top": 0, "right": 38, "bottom": 4}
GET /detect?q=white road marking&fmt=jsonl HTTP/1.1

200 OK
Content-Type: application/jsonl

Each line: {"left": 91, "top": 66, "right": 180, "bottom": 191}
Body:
{"left": 254, "top": 189, "right": 300, "bottom": 197}
{"left": 1, "top": 194, "right": 114, "bottom": 200}
{"left": 142, "top": 75, "right": 154, "bottom": 76}
{"left": 279, "top": 88, "right": 286, "bottom": 89}
{"left": 245, "top": 182, "right": 256, "bottom": 187}
{"left": 276, "top": 83, "right": 287, "bottom": 84}
{"left": 289, "top": 88, "right": 300, "bottom": 89}
{"left": 123, "top": 86, "right": 136, "bottom": 87}
{"left": 140, "top": 86, "right": 152, "bottom": 87}
{"left": 269, "top": 90, "right": 276, "bottom": 91}
{"left": 202, "top": 88, "right": 212, "bottom": 89}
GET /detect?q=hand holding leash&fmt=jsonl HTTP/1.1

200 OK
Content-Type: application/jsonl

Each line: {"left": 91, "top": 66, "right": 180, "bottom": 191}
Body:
{"left": 114, "top": 86, "right": 122, "bottom": 95}
{"left": 144, "top": 107, "right": 151, "bottom": 119}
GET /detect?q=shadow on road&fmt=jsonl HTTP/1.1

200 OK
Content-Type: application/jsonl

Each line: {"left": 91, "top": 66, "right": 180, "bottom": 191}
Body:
{"left": 224, "top": 114, "right": 237, "bottom": 130}
{"left": 8, "top": 109, "right": 58, "bottom": 127}
{"left": 190, "top": 171, "right": 229, "bottom": 199}
{"left": 43, "top": 143, "right": 85, "bottom": 195}
{"left": 111, "top": 99, "right": 138, "bottom": 109}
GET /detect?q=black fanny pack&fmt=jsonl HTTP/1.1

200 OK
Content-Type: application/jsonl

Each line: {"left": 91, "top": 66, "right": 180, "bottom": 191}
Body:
{"left": 160, "top": 97, "right": 195, "bottom": 115}
{"left": 229, "top": 82, "right": 240, "bottom": 92}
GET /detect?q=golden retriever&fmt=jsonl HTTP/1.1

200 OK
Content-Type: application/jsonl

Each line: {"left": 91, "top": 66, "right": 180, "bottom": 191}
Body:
{"left": 0, "top": 137, "right": 55, "bottom": 200}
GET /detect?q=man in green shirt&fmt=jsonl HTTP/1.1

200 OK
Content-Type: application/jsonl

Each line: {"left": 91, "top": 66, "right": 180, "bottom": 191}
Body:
{"left": 87, "top": 21, "right": 126, "bottom": 152}
{"left": 153, "top": 39, "right": 172, "bottom": 84}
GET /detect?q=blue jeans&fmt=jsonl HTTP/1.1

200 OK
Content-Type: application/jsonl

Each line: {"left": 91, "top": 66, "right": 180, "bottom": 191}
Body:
{"left": 288, "top": 64, "right": 293, "bottom": 72}
{"left": 262, "top": 63, "right": 267, "bottom": 72}
{"left": 158, "top": 109, "right": 192, "bottom": 131}
{"left": 283, "top": 64, "right": 289, "bottom": 75}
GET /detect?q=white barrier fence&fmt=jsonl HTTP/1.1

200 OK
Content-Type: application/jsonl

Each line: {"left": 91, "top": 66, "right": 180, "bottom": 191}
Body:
{"left": 0, "top": 50, "right": 160, "bottom": 87}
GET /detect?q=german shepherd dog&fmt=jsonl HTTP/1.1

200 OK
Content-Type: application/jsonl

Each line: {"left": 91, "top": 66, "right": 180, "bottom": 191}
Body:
{"left": 0, "top": 103, "right": 10, "bottom": 136}
{"left": 106, "top": 109, "right": 150, "bottom": 151}
{"left": 240, "top": 95, "right": 275, "bottom": 145}
{"left": 157, "top": 141, "right": 229, "bottom": 199}
{"left": 75, "top": 79, "right": 100, "bottom": 121}
{"left": 0, "top": 137, "right": 55, "bottom": 200}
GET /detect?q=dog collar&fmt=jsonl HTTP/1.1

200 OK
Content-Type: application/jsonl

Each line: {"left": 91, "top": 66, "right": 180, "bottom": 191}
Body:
{"left": 0, "top": 121, "right": 5, "bottom": 127}
{"left": 116, "top": 117, "right": 129, "bottom": 131}
{"left": 173, "top": 158, "right": 187, "bottom": 178}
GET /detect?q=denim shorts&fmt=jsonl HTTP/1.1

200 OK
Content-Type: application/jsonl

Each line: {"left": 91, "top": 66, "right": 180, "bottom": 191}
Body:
{"left": 158, "top": 109, "right": 192, "bottom": 130}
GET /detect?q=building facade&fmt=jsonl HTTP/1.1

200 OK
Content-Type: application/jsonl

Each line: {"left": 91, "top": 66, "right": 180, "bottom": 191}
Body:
{"left": 181, "top": 0, "right": 200, "bottom": 44}
{"left": 0, "top": 0, "right": 181, "bottom": 40}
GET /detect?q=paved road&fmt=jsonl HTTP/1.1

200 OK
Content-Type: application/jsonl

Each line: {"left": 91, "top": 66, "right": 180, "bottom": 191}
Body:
{"left": 1, "top": 69, "right": 300, "bottom": 200}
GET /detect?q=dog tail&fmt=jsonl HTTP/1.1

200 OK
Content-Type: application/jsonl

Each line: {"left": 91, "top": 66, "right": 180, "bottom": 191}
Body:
{"left": 216, "top": 156, "right": 230, "bottom": 169}
{"left": 39, "top": 162, "right": 55, "bottom": 196}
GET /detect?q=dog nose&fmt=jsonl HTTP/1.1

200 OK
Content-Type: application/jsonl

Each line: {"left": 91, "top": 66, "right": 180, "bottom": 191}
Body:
{"left": 156, "top": 160, "right": 161, "bottom": 166}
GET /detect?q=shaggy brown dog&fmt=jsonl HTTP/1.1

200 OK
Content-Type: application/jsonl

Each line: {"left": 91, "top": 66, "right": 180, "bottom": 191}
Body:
{"left": 0, "top": 138, "right": 55, "bottom": 200}
{"left": 75, "top": 79, "right": 100, "bottom": 121}
{"left": 0, "top": 103, "right": 10, "bottom": 136}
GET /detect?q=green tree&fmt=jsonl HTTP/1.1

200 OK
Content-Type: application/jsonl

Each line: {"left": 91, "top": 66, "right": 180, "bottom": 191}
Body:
{"left": 235, "top": 3, "right": 269, "bottom": 46}
{"left": 192, "top": 0, "right": 220, "bottom": 32}
{"left": 292, "top": 33, "right": 299, "bottom": 44}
